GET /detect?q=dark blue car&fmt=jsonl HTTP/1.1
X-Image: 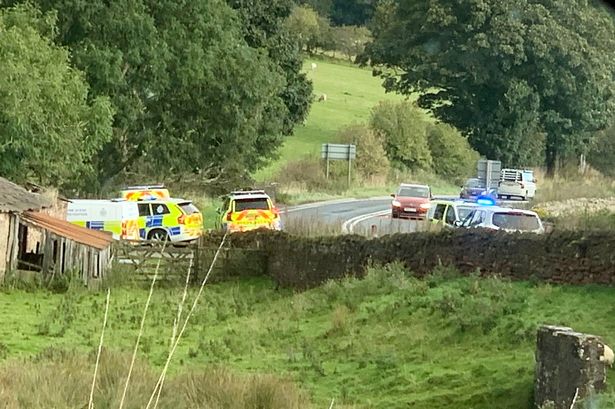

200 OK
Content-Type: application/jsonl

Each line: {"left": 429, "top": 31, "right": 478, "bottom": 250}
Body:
{"left": 460, "top": 178, "right": 498, "bottom": 200}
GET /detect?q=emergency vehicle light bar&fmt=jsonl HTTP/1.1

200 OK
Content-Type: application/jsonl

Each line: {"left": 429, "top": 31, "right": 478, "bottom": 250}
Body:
{"left": 230, "top": 190, "right": 266, "bottom": 196}
{"left": 123, "top": 184, "right": 165, "bottom": 190}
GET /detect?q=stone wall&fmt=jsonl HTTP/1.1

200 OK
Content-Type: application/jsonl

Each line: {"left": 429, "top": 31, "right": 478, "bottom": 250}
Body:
{"left": 200, "top": 230, "right": 615, "bottom": 290}
{"left": 534, "top": 325, "right": 608, "bottom": 409}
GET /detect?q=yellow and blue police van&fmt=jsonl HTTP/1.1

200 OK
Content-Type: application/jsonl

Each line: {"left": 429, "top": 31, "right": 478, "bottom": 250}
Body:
{"left": 121, "top": 186, "right": 204, "bottom": 242}
{"left": 66, "top": 199, "right": 140, "bottom": 240}
{"left": 218, "top": 190, "right": 282, "bottom": 233}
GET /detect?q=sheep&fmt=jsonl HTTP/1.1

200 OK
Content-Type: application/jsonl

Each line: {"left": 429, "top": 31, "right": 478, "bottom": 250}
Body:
{"left": 602, "top": 344, "right": 614, "bottom": 366}
{"left": 318, "top": 93, "right": 327, "bottom": 102}
{"left": 311, "top": 62, "right": 317, "bottom": 70}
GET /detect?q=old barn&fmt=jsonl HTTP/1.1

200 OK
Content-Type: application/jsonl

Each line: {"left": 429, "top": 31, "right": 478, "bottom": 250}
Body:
{"left": 0, "top": 177, "right": 113, "bottom": 283}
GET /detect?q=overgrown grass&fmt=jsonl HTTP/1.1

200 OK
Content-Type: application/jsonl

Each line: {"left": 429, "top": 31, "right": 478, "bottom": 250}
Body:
{"left": 534, "top": 169, "right": 615, "bottom": 204}
{"left": 2, "top": 265, "right": 615, "bottom": 408}
{"left": 0, "top": 348, "right": 309, "bottom": 408}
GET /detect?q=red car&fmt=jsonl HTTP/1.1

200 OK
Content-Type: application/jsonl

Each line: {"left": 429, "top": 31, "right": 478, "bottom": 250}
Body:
{"left": 391, "top": 183, "right": 432, "bottom": 219}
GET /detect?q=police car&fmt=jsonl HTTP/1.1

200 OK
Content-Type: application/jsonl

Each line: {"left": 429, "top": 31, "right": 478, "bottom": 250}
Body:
{"left": 218, "top": 190, "right": 282, "bottom": 233}
{"left": 427, "top": 199, "right": 480, "bottom": 228}
{"left": 458, "top": 203, "right": 545, "bottom": 234}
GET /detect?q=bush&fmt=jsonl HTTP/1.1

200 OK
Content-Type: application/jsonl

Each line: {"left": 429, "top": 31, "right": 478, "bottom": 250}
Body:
{"left": 427, "top": 122, "right": 479, "bottom": 183}
{"left": 274, "top": 155, "right": 328, "bottom": 189}
{"left": 337, "top": 123, "right": 390, "bottom": 180}
{"left": 370, "top": 101, "right": 433, "bottom": 171}
{"left": 588, "top": 125, "right": 615, "bottom": 177}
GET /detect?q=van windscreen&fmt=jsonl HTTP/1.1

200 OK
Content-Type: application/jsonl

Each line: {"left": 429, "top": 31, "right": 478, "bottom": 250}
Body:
{"left": 492, "top": 213, "right": 540, "bottom": 231}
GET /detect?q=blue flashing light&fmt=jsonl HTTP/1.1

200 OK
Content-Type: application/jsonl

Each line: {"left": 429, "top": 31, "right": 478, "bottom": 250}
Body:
{"left": 476, "top": 196, "right": 496, "bottom": 206}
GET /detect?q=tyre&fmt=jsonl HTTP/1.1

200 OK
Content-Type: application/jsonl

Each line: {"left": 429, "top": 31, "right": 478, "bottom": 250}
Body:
{"left": 148, "top": 229, "right": 169, "bottom": 242}
{"left": 392, "top": 212, "right": 399, "bottom": 219}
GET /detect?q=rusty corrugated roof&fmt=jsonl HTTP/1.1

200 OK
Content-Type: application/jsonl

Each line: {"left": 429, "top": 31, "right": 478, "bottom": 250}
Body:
{"left": 0, "top": 177, "right": 50, "bottom": 212}
{"left": 21, "top": 211, "right": 113, "bottom": 250}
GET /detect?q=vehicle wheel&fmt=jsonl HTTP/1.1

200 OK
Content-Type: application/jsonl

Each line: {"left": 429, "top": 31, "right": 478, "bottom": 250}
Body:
{"left": 148, "top": 229, "right": 169, "bottom": 242}
{"left": 392, "top": 212, "right": 399, "bottom": 219}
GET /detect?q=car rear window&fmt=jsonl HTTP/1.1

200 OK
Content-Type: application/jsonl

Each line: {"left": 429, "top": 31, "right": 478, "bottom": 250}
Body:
{"left": 492, "top": 213, "right": 540, "bottom": 231}
{"left": 398, "top": 187, "right": 429, "bottom": 198}
{"left": 235, "top": 198, "right": 270, "bottom": 211}
{"left": 179, "top": 202, "right": 200, "bottom": 215}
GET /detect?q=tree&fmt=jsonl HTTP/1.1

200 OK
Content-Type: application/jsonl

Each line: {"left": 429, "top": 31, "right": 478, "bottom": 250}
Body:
{"left": 0, "top": 4, "right": 113, "bottom": 189}
{"left": 362, "top": 0, "right": 615, "bottom": 175}
{"left": 426, "top": 123, "right": 479, "bottom": 183}
{"left": 227, "top": 0, "right": 313, "bottom": 136}
{"left": 5, "top": 0, "right": 309, "bottom": 191}
{"left": 337, "top": 124, "right": 390, "bottom": 179}
{"left": 332, "top": 25, "right": 371, "bottom": 60}
{"left": 286, "top": 4, "right": 321, "bottom": 52}
{"left": 370, "top": 101, "right": 433, "bottom": 171}
{"left": 299, "top": 0, "right": 376, "bottom": 26}
{"left": 588, "top": 125, "right": 615, "bottom": 177}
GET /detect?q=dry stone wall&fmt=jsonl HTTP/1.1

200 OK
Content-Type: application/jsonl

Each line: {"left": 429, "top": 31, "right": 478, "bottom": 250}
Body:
{"left": 200, "top": 230, "right": 615, "bottom": 289}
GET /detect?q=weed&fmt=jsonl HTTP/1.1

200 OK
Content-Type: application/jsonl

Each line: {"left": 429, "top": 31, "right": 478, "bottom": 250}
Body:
{"left": 330, "top": 305, "right": 351, "bottom": 335}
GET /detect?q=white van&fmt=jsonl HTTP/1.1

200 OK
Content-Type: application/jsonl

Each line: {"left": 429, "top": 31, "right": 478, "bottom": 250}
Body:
{"left": 497, "top": 169, "right": 537, "bottom": 201}
{"left": 67, "top": 199, "right": 140, "bottom": 240}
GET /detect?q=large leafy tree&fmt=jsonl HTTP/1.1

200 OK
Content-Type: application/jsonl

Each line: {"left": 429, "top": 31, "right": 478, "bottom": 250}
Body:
{"left": 362, "top": 0, "right": 615, "bottom": 174}
{"left": 4, "top": 0, "right": 309, "bottom": 192}
{"left": 228, "top": 0, "right": 313, "bottom": 136}
{"left": 298, "top": 0, "right": 375, "bottom": 26}
{"left": 0, "top": 4, "right": 113, "bottom": 188}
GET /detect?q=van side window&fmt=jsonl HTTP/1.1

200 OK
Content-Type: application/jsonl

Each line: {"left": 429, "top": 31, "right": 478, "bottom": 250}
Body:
{"left": 138, "top": 204, "right": 151, "bottom": 217}
{"left": 433, "top": 204, "right": 446, "bottom": 220}
{"left": 153, "top": 204, "right": 170, "bottom": 215}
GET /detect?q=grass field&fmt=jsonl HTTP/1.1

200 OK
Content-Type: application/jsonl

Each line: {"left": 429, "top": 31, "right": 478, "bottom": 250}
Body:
{"left": 2, "top": 265, "right": 615, "bottom": 408}
{"left": 254, "top": 58, "right": 405, "bottom": 182}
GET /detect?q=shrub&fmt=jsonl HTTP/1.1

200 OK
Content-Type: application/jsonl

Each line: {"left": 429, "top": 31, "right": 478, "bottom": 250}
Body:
{"left": 427, "top": 122, "right": 479, "bottom": 183}
{"left": 370, "top": 101, "right": 433, "bottom": 171}
{"left": 588, "top": 125, "right": 615, "bottom": 177}
{"left": 337, "top": 123, "right": 390, "bottom": 180}
{"left": 274, "top": 155, "right": 328, "bottom": 189}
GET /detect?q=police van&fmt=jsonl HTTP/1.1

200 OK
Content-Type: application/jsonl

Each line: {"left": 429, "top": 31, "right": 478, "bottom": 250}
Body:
{"left": 67, "top": 199, "right": 140, "bottom": 240}
{"left": 121, "top": 186, "right": 203, "bottom": 242}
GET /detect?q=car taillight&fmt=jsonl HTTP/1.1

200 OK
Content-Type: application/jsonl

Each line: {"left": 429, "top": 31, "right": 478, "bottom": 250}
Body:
{"left": 226, "top": 212, "right": 233, "bottom": 221}
{"left": 272, "top": 207, "right": 279, "bottom": 218}
{"left": 178, "top": 214, "right": 186, "bottom": 224}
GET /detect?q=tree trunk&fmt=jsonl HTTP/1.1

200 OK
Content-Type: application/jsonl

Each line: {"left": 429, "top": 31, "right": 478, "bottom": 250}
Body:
{"left": 545, "top": 146, "right": 557, "bottom": 177}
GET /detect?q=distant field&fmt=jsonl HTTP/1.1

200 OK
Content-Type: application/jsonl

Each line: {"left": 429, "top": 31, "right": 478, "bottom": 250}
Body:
{"left": 254, "top": 58, "right": 405, "bottom": 182}
{"left": 2, "top": 267, "right": 615, "bottom": 408}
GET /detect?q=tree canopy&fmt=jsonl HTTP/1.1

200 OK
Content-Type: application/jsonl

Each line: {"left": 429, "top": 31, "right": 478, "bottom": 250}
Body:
{"left": 362, "top": 0, "right": 615, "bottom": 174}
{"left": 2, "top": 0, "right": 312, "bottom": 192}
{"left": 0, "top": 4, "right": 113, "bottom": 189}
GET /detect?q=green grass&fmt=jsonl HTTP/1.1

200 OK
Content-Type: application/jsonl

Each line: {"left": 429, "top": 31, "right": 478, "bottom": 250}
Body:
{"left": 2, "top": 265, "right": 615, "bottom": 408}
{"left": 254, "top": 57, "right": 405, "bottom": 182}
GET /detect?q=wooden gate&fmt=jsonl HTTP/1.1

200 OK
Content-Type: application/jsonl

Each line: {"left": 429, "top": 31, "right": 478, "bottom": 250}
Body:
{"left": 113, "top": 241, "right": 198, "bottom": 281}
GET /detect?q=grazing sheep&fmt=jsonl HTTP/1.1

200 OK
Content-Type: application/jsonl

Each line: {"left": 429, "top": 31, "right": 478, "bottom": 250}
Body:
{"left": 318, "top": 93, "right": 327, "bottom": 102}
{"left": 311, "top": 62, "right": 317, "bottom": 70}
{"left": 602, "top": 344, "right": 614, "bottom": 366}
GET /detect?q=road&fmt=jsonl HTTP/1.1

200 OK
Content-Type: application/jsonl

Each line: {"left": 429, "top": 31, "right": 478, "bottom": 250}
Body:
{"left": 281, "top": 196, "right": 529, "bottom": 236}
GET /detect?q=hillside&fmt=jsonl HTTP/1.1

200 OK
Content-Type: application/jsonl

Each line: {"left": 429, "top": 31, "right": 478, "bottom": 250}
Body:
{"left": 254, "top": 58, "right": 405, "bottom": 182}
{"left": 1, "top": 266, "right": 615, "bottom": 408}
